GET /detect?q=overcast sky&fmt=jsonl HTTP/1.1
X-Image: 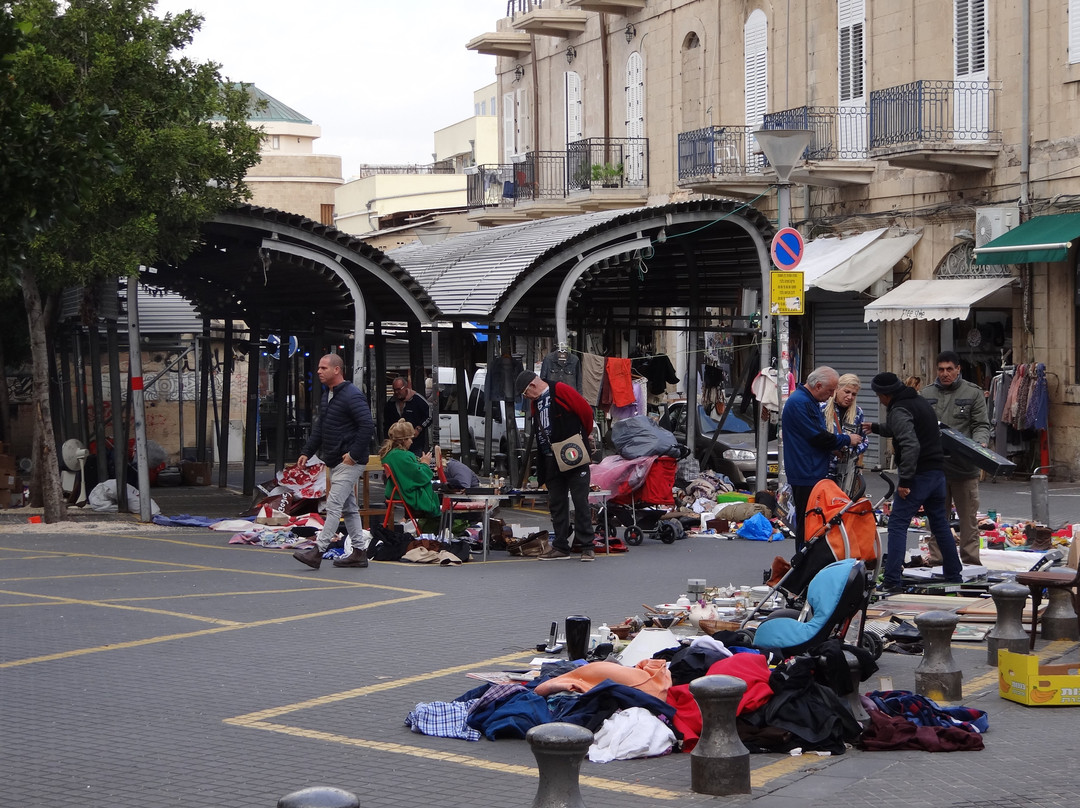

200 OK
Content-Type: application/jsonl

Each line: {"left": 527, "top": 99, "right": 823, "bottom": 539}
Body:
{"left": 153, "top": 1, "right": 499, "bottom": 178}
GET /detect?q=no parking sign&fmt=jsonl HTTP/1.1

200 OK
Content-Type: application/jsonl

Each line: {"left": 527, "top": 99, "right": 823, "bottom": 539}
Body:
{"left": 770, "top": 227, "right": 804, "bottom": 270}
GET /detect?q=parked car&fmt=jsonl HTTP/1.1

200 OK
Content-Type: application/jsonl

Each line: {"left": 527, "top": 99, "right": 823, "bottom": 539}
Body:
{"left": 658, "top": 400, "right": 778, "bottom": 488}
{"left": 433, "top": 365, "right": 526, "bottom": 458}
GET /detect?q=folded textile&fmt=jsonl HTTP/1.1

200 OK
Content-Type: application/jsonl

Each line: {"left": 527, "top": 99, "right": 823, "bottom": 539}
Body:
{"left": 405, "top": 699, "right": 481, "bottom": 741}
{"left": 534, "top": 659, "right": 670, "bottom": 701}
{"left": 866, "top": 690, "right": 988, "bottom": 734}
{"left": 153, "top": 514, "right": 243, "bottom": 528}
{"left": 858, "top": 709, "right": 984, "bottom": 752}
{"left": 588, "top": 707, "right": 675, "bottom": 762}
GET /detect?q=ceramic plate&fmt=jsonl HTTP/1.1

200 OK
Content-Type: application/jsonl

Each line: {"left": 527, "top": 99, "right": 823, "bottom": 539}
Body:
{"left": 654, "top": 603, "right": 690, "bottom": 614}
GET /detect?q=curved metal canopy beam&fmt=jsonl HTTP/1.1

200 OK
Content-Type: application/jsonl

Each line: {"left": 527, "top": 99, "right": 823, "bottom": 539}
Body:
{"left": 261, "top": 239, "right": 367, "bottom": 377}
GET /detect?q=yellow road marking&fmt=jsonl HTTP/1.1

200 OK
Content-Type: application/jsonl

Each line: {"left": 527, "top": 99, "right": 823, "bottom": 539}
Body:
{"left": 0, "top": 569, "right": 204, "bottom": 582}
{"left": 0, "top": 591, "right": 440, "bottom": 668}
{"left": 241, "top": 720, "right": 687, "bottom": 799}
{"left": 750, "top": 755, "right": 816, "bottom": 786}
{"left": 0, "top": 588, "right": 243, "bottom": 625}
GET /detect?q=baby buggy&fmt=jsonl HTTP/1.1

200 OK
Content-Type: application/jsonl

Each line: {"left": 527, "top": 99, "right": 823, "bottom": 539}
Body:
{"left": 743, "top": 478, "right": 884, "bottom": 657}
{"left": 589, "top": 455, "right": 680, "bottom": 545}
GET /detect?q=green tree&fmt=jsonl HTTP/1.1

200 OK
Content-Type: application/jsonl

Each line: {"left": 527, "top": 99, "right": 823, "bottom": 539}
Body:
{"left": 1, "top": 0, "right": 262, "bottom": 521}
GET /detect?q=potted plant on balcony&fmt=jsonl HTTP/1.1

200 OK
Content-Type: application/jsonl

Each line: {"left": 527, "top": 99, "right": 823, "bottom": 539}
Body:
{"left": 590, "top": 162, "right": 624, "bottom": 188}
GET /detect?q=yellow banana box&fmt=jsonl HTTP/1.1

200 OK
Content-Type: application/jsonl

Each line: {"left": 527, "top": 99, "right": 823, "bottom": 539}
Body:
{"left": 998, "top": 649, "right": 1080, "bottom": 706}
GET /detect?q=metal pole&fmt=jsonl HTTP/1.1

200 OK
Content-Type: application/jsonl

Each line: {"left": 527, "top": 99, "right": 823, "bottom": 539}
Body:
{"left": 126, "top": 277, "right": 152, "bottom": 522}
{"left": 776, "top": 181, "right": 792, "bottom": 487}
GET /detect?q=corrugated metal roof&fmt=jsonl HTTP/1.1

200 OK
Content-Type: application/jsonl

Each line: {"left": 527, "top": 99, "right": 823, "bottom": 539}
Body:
{"left": 389, "top": 199, "right": 773, "bottom": 318}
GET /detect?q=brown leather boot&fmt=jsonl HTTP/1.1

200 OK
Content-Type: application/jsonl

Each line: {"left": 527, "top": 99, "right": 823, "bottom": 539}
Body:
{"left": 1031, "top": 526, "right": 1053, "bottom": 551}
{"left": 292, "top": 546, "right": 323, "bottom": 569}
{"left": 333, "top": 547, "right": 369, "bottom": 568}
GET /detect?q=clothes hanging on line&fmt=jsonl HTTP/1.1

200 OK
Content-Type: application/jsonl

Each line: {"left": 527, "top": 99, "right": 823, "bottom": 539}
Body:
{"left": 541, "top": 350, "right": 582, "bottom": 392}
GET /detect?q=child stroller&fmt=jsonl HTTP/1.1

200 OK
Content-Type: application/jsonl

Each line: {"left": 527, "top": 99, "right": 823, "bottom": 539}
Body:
{"left": 743, "top": 478, "right": 884, "bottom": 656}
{"left": 590, "top": 455, "right": 680, "bottom": 545}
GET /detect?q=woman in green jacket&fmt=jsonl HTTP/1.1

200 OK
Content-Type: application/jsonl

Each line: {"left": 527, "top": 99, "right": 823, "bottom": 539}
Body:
{"left": 381, "top": 419, "right": 441, "bottom": 522}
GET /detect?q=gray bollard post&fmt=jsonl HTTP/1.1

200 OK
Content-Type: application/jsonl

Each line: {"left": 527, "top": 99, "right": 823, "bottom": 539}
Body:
{"left": 914, "top": 610, "right": 962, "bottom": 701}
{"left": 1031, "top": 472, "right": 1050, "bottom": 527}
{"left": 526, "top": 722, "right": 593, "bottom": 808}
{"left": 843, "top": 650, "right": 871, "bottom": 728}
{"left": 986, "top": 581, "right": 1032, "bottom": 665}
{"left": 1040, "top": 586, "right": 1080, "bottom": 641}
{"left": 278, "top": 787, "right": 359, "bottom": 808}
{"left": 689, "top": 674, "right": 750, "bottom": 796}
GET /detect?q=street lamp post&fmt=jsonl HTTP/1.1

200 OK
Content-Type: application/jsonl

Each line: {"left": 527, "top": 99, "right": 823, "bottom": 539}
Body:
{"left": 752, "top": 129, "right": 813, "bottom": 487}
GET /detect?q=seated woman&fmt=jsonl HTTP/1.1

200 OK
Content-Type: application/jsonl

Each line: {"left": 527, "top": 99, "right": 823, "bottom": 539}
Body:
{"left": 382, "top": 419, "right": 441, "bottom": 526}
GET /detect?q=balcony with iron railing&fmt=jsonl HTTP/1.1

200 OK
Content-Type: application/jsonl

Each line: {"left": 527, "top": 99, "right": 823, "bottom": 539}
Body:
{"left": 868, "top": 79, "right": 1002, "bottom": 172}
{"left": 566, "top": 138, "right": 648, "bottom": 189}
{"left": 759, "top": 106, "right": 875, "bottom": 187}
{"left": 676, "top": 125, "right": 773, "bottom": 197}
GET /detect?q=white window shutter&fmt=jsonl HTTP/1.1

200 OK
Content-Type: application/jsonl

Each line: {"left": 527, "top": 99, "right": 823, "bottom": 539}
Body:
{"left": 565, "top": 71, "right": 583, "bottom": 144}
{"left": 503, "top": 93, "right": 515, "bottom": 162}
{"left": 955, "top": 0, "right": 987, "bottom": 79}
{"left": 516, "top": 87, "right": 528, "bottom": 153}
{"left": 744, "top": 8, "right": 768, "bottom": 163}
{"left": 838, "top": 0, "right": 865, "bottom": 102}
{"left": 1071, "top": 0, "right": 1080, "bottom": 64}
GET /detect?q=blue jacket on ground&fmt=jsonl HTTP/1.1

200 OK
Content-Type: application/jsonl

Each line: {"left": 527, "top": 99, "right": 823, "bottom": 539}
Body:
{"left": 781, "top": 384, "right": 850, "bottom": 486}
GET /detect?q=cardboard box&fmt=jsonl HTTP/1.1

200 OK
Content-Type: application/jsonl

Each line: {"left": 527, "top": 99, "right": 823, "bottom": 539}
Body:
{"left": 180, "top": 461, "right": 213, "bottom": 486}
{"left": 999, "top": 649, "right": 1080, "bottom": 706}
{"left": 939, "top": 424, "right": 1017, "bottom": 477}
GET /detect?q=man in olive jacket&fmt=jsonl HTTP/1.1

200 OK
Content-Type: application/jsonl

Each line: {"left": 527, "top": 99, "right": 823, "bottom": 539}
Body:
{"left": 921, "top": 351, "right": 991, "bottom": 565}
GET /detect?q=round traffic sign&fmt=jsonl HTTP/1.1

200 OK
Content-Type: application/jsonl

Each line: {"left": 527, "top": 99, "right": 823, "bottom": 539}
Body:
{"left": 771, "top": 227, "right": 804, "bottom": 270}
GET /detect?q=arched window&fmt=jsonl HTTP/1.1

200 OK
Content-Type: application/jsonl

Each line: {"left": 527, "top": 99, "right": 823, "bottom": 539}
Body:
{"left": 681, "top": 32, "right": 702, "bottom": 132}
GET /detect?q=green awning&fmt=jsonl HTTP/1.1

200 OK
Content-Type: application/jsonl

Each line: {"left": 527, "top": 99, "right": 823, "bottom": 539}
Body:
{"left": 974, "top": 212, "right": 1080, "bottom": 265}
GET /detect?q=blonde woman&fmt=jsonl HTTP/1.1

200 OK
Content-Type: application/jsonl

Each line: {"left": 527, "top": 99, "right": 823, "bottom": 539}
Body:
{"left": 381, "top": 419, "right": 441, "bottom": 521}
{"left": 821, "top": 373, "right": 868, "bottom": 496}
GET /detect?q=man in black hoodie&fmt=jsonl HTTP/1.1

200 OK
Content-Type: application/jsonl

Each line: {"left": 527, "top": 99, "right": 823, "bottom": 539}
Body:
{"left": 866, "top": 373, "right": 962, "bottom": 593}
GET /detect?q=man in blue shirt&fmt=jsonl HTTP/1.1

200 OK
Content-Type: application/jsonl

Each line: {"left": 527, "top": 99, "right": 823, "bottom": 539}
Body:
{"left": 782, "top": 366, "right": 863, "bottom": 551}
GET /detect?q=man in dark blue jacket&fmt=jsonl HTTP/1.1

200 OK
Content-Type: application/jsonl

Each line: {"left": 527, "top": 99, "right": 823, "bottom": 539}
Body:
{"left": 867, "top": 372, "right": 962, "bottom": 593}
{"left": 782, "top": 366, "right": 863, "bottom": 550}
{"left": 293, "top": 354, "right": 375, "bottom": 570}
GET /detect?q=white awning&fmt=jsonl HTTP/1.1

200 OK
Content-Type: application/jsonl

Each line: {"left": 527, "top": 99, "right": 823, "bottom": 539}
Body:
{"left": 799, "top": 229, "right": 922, "bottom": 293}
{"left": 863, "top": 277, "right": 1016, "bottom": 323}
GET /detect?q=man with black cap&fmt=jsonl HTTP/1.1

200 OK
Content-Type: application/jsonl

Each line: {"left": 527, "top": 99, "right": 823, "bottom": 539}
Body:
{"left": 517, "top": 369, "right": 596, "bottom": 561}
{"left": 865, "top": 372, "right": 963, "bottom": 593}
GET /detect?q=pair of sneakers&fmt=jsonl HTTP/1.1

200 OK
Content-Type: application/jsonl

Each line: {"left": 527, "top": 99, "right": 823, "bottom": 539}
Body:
{"left": 538, "top": 543, "right": 595, "bottom": 562}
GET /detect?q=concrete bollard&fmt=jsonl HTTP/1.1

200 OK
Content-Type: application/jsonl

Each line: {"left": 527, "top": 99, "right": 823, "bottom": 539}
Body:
{"left": 526, "top": 722, "right": 593, "bottom": 808}
{"left": 986, "top": 581, "right": 1031, "bottom": 665}
{"left": 1040, "top": 586, "right": 1080, "bottom": 641}
{"left": 278, "top": 787, "right": 359, "bottom": 808}
{"left": 689, "top": 674, "right": 750, "bottom": 796}
{"left": 1030, "top": 473, "right": 1050, "bottom": 527}
{"left": 914, "top": 610, "right": 962, "bottom": 701}
{"left": 843, "top": 650, "right": 871, "bottom": 728}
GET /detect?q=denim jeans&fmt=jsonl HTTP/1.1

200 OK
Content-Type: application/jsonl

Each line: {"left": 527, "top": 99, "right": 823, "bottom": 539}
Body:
{"left": 315, "top": 461, "right": 365, "bottom": 550}
{"left": 883, "top": 468, "right": 962, "bottom": 586}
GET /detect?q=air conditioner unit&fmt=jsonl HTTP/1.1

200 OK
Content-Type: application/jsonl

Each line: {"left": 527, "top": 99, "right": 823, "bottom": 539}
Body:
{"left": 974, "top": 205, "right": 1018, "bottom": 247}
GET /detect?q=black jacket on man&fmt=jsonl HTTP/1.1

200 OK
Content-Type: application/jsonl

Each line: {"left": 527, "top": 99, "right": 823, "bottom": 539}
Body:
{"left": 302, "top": 380, "right": 375, "bottom": 467}
{"left": 872, "top": 386, "right": 943, "bottom": 488}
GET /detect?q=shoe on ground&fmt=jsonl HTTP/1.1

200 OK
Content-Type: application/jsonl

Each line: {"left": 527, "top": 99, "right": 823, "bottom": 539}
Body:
{"left": 293, "top": 547, "right": 323, "bottom": 569}
{"left": 537, "top": 548, "right": 571, "bottom": 560}
{"left": 580, "top": 549, "right": 595, "bottom": 562}
{"left": 333, "top": 548, "right": 369, "bottom": 568}
{"left": 876, "top": 582, "right": 905, "bottom": 596}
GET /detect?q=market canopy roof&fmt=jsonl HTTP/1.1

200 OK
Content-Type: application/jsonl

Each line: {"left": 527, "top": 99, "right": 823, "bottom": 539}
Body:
{"left": 974, "top": 212, "right": 1080, "bottom": 265}
{"left": 799, "top": 228, "right": 922, "bottom": 293}
{"left": 863, "top": 277, "right": 1016, "bottom": 322}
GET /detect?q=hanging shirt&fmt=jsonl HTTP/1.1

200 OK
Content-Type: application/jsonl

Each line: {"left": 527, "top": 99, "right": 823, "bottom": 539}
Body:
{"left": 541, "top": 351, "right": 582, "bottom": 391}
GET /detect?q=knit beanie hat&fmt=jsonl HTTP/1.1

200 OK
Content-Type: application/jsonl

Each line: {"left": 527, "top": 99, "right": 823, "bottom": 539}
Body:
{"left": 870, "top": 372, "right": 906, "bottom": 396}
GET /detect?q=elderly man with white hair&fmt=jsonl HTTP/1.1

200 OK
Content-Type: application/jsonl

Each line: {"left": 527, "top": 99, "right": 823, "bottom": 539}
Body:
{"left": 781, "top": 366, "right": 863, "bottom": 551}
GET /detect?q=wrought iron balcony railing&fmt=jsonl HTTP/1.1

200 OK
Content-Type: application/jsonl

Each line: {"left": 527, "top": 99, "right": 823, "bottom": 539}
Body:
{"left": 518, "top": 151, "right": 567, "bottom": 200}
{"left": 467, "top": 164, "right": 517, "bottom": 209}
{"left": 869, "top": 79, "right": 1001, "bottom": 149}
{"left": 566, "top": 137, "right": 649, "bottom": 191}
{"left": 762, "top": 106, "right": 869, "bottom": 160}
{"left": 677, "top": 126, "right": 765, "bottom": 181}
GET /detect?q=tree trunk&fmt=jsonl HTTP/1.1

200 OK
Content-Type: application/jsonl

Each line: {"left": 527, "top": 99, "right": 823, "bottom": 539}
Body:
{"left": 20, "top": 264, "right": 65, "bottom": 522}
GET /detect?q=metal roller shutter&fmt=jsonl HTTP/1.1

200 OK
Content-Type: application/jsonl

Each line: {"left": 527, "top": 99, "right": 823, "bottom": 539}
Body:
{"left": 811, "top": 300, "right": 880, "bottom": 467}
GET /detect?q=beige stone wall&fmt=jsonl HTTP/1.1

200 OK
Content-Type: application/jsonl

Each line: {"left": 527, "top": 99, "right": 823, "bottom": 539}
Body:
{"left": 245, "top": 153, "right": 343, "bottom": 221}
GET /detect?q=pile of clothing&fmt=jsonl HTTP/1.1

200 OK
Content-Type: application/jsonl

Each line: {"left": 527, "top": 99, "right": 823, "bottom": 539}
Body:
{"left": 404, "top": 633, "right": 989, "bottom": 761}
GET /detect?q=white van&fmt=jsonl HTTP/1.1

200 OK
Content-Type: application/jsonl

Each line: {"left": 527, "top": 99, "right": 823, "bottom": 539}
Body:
{"left": 434, "top": 365, "right": 526, "bottom": 457}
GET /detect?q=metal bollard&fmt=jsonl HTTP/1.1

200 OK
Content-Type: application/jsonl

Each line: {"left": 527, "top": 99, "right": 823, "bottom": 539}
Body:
{"left": 689, "top": 674, "right": 751, "bottom": 796}
{"left": 278, "top": 787, "right": 359, "bottom": 808}
{"left": 526, "top": 722, "right": 593, "bottom": 808}
{"left": 1040, "top": 586, "right": 1080, "bottom": 641}
{"left": 1031, "top": 472, "right": 1050, "bottom": 527}
{"left": 843, "top": 650, "right": 871, "bottom": 728}
{"left": 914, "top": 610, "right": 962, "bottom": 701}
{"left": 986, "top": 581, "right": 1032, "bottom": 665}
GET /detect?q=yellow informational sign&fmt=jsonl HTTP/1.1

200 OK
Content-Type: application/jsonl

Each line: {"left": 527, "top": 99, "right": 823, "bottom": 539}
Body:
{"left": 770, "top": 270, "right": 805, "bottom": 315}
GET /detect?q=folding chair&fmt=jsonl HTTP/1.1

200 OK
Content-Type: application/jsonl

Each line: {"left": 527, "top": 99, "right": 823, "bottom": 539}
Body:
{"left": 382, "top": 462, "right": 421, "bottom": 535}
